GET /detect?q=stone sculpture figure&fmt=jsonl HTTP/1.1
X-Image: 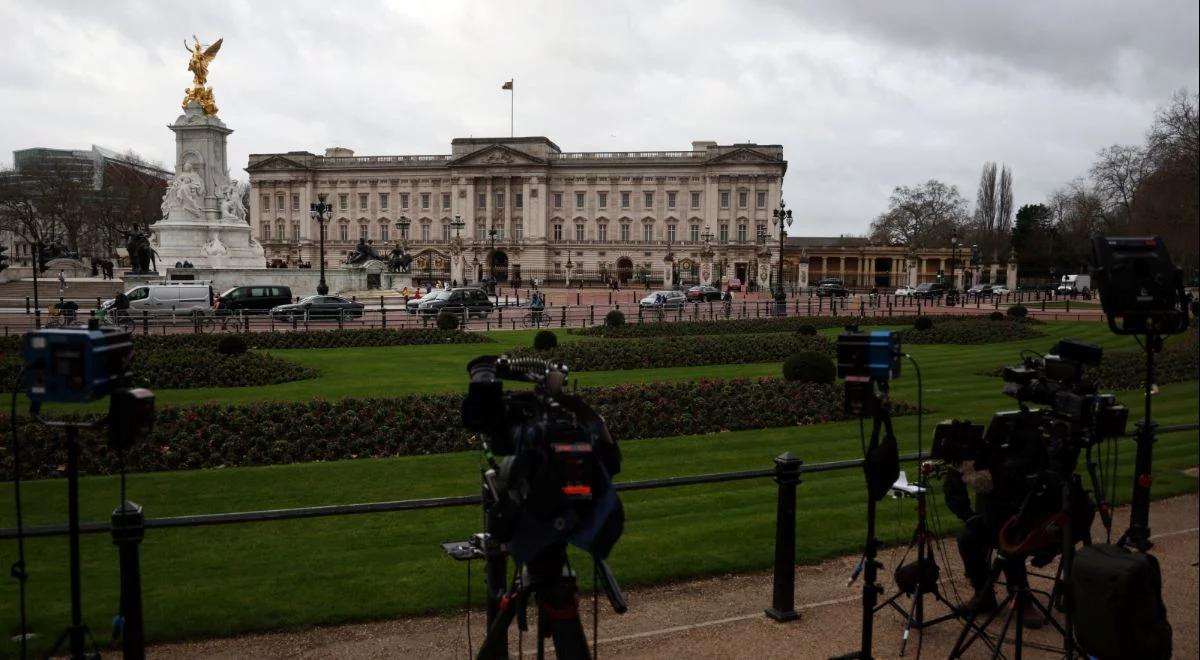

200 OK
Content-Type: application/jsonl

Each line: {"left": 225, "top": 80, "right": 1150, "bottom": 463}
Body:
{"left": 183, "top": 36, "right": 222, "bottom": 115}
{"left": 220, "top": 180, "right": 247, "bottom": 223}
{"left": 162, "top": 162, "right": 204, "bottom": 220}
{"left": 124, "top": 228, "right": 157, "bottom": 273}
{"left": 388, "top": 246, "right": 412, "bottom": 273}
{"left": 346, "top": 238, "right": 380, "bottom": 265}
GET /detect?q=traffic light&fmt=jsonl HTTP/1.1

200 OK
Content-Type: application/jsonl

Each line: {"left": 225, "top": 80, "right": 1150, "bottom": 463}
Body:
{"left": 0, "top": 246, "right": 8, "bottom": 272}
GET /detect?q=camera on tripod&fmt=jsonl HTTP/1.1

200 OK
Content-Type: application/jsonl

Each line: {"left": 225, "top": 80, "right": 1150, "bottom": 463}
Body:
{"left": 835, "top": 327, "right": 901, "bottom": 416}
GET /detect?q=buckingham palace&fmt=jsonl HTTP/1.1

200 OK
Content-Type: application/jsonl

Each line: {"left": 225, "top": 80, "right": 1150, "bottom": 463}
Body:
{"left": 245, "top": 136, "right": 790, "bottom": 288}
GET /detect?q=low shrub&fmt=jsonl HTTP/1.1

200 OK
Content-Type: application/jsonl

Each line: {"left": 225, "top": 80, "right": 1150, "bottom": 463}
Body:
{"left": 797, "top": 324, "right": 818, "bottom": 336}
{"left": 901, "top": 319, "right": 1043, "bottom": 345}
{"left": 989, "top": 311, "right": 1005, "bottom": 321}
{"left": 0, "top": 377, "right": 919, "bottom": 479}
{"left": 1007, "top": 304, "right": 1028, "bottom": 318}
{"left": 436, "top": 312, "right": 459, "bottom": 331}
{"left": 572, "top": 315, "right": 1023, "bottom": 340}
{"left": 511, "top": 333, "right": 833, "bottom": 372}
{"left": 131, "top": 328, "right": 493, "bottom": 351}
{"left": 783, "top": 351, "right": 835, "bottom": 384}
{"left": 604, "top": 309, "right": 625, "bottom": 328}
{"left": 1086, "top": 331, "right": 1198, "bottom": 391}
{"left": 217, "top": 335, "right": 248, "bottom": 355}
{"left": 914, "top": 317, "right": 934, "bottom": 331}
{"left": 533, "top": 330, "right": 558, "bottom": 351}
{"left": 129, "top": 350, "right": 318, "bottom": 390}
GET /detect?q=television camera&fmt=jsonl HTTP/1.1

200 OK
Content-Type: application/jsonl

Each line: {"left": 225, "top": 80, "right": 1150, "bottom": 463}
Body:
{"left": 458, "top": 355, "right": 626, "bottom": 660}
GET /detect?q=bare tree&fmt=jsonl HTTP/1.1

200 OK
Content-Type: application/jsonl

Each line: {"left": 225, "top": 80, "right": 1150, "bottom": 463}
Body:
{"left": 1090, "top": 144, "right": 1150, "bottom": 228}
{"left": 974, "top": 161, "right": 997, "bottom": 238}
{"left": 1146, "top": 89, "right": 1199, "bottom": 173}
{"left": 995, "top": 164, "right": 1013, "bottom": 259}
{"left": 869, "top": 179, "right": 970, "bottom": 249}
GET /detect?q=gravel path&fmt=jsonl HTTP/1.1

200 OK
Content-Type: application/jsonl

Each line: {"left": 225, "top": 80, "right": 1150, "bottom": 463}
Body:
{"left": 136, "top": 492, "right": 1197, "bottom": 659}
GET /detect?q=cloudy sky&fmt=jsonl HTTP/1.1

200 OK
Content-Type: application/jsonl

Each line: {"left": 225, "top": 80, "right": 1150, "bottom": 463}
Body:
{"left": 2, "top": 0, "right": 1196, "bottom": 235}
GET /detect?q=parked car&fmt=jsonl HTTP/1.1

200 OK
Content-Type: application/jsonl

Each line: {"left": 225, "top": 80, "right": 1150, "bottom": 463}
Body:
{"left": 407, "top": 289, "right": 447, "bottom": 314}
{"left": 215, "top": 285, "right": 293, "bottom": 314}
{"left": 102, "top": 282, "right": 213, "bottom": 316}
{"left": 1056, "top": 274, "right": 1092, "bottom": 297}
{"left": 724, "top": 277, "right": 743, "bottom": 292}
{"left": 894, "top": 286, "right": 916, "bottom": 297}
{"left": 912, "top": 282, "right": 948, "bottom": 299}
{"left": 815, "top": 278, "right": 849, "bottom": 298}
{"left": 685, "top": 285, "right": 722, "bottom": 302}
{"left": 991, "top": 286, "right": 1010, "bottom": 296}
{"left": 639, "top": 290, "right": 687, "bottom": 309}
{"left": 966, "top": 284, "right": 994, "bottom": 299}
{"left": 416, "top": 287, "right": 493, "bottom": 318}
{"left": 271, "top": 295, "right": 364, "bottom": 320}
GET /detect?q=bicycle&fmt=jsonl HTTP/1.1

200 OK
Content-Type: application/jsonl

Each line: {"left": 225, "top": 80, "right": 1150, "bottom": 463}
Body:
{"left": 99, "top": 310, "right": 135, "bottom": 332}
{"left": 199, "top": 313, "right": 246, "bottom": 333}
{"left": 522, "top": 309, "right": 549, "bottom": 328}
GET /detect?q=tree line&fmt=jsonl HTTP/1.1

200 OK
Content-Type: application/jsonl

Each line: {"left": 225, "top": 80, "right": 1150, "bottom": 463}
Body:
{"left": 869, "top": 89, "right": 1198, "bottom": 279}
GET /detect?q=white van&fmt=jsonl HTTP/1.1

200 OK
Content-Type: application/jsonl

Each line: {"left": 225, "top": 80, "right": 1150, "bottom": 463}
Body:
{"left": 1056, "top": 274, "right": 1092, "bottom": 297}
{"left": 105, "top": 282, "right": 213, "bottom": 316}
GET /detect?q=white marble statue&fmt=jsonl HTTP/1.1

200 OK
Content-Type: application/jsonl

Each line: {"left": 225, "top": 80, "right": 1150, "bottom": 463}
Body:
{"left": 219, "top": 179, "right": 247, "bottom": 223}
{"left": 162, "top": 162, "right": 205, "bottom": 220}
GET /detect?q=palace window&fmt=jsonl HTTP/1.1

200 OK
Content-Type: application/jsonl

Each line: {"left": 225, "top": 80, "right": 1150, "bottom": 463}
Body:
{"left": 359, "top": 193, "right": 368, "bottom": 210}
{"left": 667, "top": 191, "right": 677, "bottom": 209}
{"left": 620, "top": 191, "right": 630, "bottom": 208}
{"left": 262, "top": 195, "right": 270, "bottom": 211}
{"left": 667, "top": 224, "right": 676, "bottom": 243}
{"left": 513, "top": 222, "right": 523, "bottom": 240}
{"left": 575, "top": 224, "right": 585, "bottom": 241}
{"left": 495, "top": 226, "right": 505, "bottom": 240}
{"left": 339, "top": 224, "right": 349, "bottom": 241}
{"left": 576, "top": 192, "right": 585, "bottom": 209}
{"left": 643, "top": 224, "right": 653, "bottom": 242}
{"left": 620, "top": 223, "right": 630, "bottom": 241}
{"left": 292, "top": 194, "right": 300, "bottom": 211}
{"left": 515, "top": 192, "right": 523, "bottom": 209}
{"left": 421, "top": 193, "right": 430, "bottom": 210}
{"left": 553, "top": 223, "right": 563, "bottom": 241}
{"left": 737, "top": 224, "right": 747, "bottom": 242}
{"left": 689, "top": 224, "right": 699, "bottom": 243}
{"left": 644, "top": 191, "right": 654, "bottom": 208}
{"left": 400, "top": 193, "right": 409, "bottom": 209}
{"left": 738, "top": 191, "right": 748, "bottom": 208}
{"left": 756, "top": 224, "right": 766, "bottom": 240}
{"left": 292, "top": 224, "right": 300, "bottom": 241}
{"left": 262, "top": 223, "right": 270, "bottom": 240}
{"left": 339, "top": 194, "right": 348, "bottom": 211}
{"left": 598, "top": 224, "right": 607, "bottom": 241}
{"left": 495, "top": 192, "right": 505, "bottom": 208}
{"left": 442, "top": 223, "right": 451, "bottom": 240}
{"left": 381, "top": 224, "right": 389, "bottom": 241}
{"left": 553, "top": 192, "right": 563, "bottom": 208}
{"left": 379, "top": 193, "right": 388, "bottom": 210}
{"left": 479, "top": 192, "right": 487, "bottom": 209}
{"left": 719, "top": 223, "right": 729, "bottom": 242}
{"left": 476, "top": 221, "right": 485, "bottom": 237}
{"left": 421, "top": 224, "right": 430, "bottom": 241}
{"left": 691, "top": 191, "right": 701, "bottom": 209}
{"left": 441, "top": 193, "right": 449, "bottom": 210}
{"left": 359, "top": 224, "right": 369, "bottom": 240}
{"left": 277, "top": 222, "right": 285, "bottom": 241}
{"left": 277, "top": 194, "right": 285, "bottom": 211}
{"left": 598, "top": 191, "right": 607, "bottom": 209}
{"left": 320, "top": 224, "right": 328, "bottom": 240}
{"left": 719, "top": 191, "right": 729, "bottom": 209}
{"left": 757, "top": 191, "right": 767, "bottom": 208}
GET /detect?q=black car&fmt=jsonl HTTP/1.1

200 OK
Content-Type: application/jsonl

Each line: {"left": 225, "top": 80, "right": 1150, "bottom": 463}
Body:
{"left": 815, "top": 278, "right": 849, "bottom": 298}
{"left": 685, "top": 285, "right": 722, "bottom": 302}
{"left": 966, "top": 284, "right": 994, "bottom": 299}
{"left": 417, "top": 287, "right": 493, "bottom": 318}
{"left": 912, "top": 282, "right": 948, "bottom": 299}
{"left": 271, "top": 295, "right": 364, "bottom": 320}
{"left": 216, "top": 285, "right": 293, "bottom": 313}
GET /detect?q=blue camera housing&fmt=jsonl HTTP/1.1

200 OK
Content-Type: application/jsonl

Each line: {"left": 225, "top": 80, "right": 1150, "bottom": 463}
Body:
{"left": 22, "top": 328, "right": 134, "bottom": 403}
{"left": 836, "top": 330, "right": 901, "bottom": 381}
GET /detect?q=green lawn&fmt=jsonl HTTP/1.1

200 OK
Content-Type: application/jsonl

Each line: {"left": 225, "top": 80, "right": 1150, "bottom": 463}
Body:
{"left": 2, "top": 321, "right": 1196, "bottom": 653}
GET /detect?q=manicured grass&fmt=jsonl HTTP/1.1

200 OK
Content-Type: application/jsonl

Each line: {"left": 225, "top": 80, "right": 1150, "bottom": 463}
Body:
{"left": 1, "top": 321, "right": 1196, "bottom": 653}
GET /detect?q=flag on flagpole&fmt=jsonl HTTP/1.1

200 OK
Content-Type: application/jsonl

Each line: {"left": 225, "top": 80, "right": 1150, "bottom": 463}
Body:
{"left": 501, "top": 80, "right": 513, "bottom": 90}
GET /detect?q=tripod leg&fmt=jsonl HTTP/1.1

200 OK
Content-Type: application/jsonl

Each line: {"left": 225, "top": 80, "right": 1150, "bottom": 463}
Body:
{"left": 899, "top": 582, "right": 920, "bottom": 657}
{"left": 989, "top": 595, "right": 1018, "bottom": 660}
{"left": 539, "top": 580, "right": 591, "bottom": 660}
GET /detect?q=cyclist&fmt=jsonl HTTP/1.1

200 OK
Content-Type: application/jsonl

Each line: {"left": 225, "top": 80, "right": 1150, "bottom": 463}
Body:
{"left": 529, "top": 290, "right": 546, "bottom": 324}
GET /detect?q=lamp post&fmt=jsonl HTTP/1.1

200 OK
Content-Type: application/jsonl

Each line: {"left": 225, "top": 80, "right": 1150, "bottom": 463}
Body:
{"left": 772, "top": 200, "right": 793, "bottom": 313}
{"left": 309, "top": 194, "right": 333, "bottom": 295}
{"left": 664, "top": 226, "right": 676, "bottom": 290}
{"left": 395, "top": 216, "right": 410, "bottom": 251}
{"left": 472, "top": 243, "right": 481, "bottom": 283}
{"left": 949, "top": 229, "right": 961, "bottom": 301}
{"left": 565, "top": 248, "right": 574, "bottom": 287}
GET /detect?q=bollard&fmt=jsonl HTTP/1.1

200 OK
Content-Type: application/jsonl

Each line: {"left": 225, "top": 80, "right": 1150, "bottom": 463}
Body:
{"left": 589, "top": 305, "right": 594, "bottom": 326}
{"left": 111, "top": 501, "right": 146, "bottom": 660}
{"left": 766, "top": 452, "right": 802, "bottom": 622}
{"left": 25, "top": 296, "right": 31, "bottom": 314}
{"left": 577, "top": 292, "right": 581, "bottom": 306}
{"left": 382, "top": 309, "right": 387, "bottom": 328}
{"left": 142, "top": 311, "right": 149, "bottom": 335}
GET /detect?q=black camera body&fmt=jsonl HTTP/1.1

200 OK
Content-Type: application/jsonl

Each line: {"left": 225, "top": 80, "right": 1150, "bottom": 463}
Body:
{"left": 462, "top": 355, "right": 623, "bottom": 564}
{"left": 1091, "top": 235, "right": 1190, "bottom": 336}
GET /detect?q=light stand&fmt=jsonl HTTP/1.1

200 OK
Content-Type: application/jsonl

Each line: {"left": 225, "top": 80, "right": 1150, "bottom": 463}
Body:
{"left": 310, "top": 195, "right": 332, "bottom": 295}
{"left": 772, "top": 200, "right": 793, "bottom": 315}
{"left": 1118, "top": 325, "right": 1163, "bottom": 551}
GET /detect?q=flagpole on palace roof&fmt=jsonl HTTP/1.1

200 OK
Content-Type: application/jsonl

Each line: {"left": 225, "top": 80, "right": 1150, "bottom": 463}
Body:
{"left": 501, "top": 79, "right": 514, "bottom": 136}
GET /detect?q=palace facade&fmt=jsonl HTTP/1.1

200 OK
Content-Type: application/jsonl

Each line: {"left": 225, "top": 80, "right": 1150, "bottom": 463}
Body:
{"left": 245, "top": 136, "right": 1005, "bottom": 290}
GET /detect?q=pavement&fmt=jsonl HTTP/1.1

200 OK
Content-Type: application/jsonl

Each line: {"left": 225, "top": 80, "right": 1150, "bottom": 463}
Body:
{"left": 139, "top": 491, "right": 1198, "bottom": 659}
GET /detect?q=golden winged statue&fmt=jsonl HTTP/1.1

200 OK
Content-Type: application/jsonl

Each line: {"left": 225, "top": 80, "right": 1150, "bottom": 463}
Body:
{"left": 182, "top": 35, "right": 223, "bottom": 115}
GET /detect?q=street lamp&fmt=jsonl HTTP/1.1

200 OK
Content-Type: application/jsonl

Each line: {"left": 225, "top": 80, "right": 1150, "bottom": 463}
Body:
{"left": 664, "top": 225, "right": 676, "bottom": 289}
{"left": 395, "top": 216, "right": 410, "bottom": 250}
{"left": 450, "top": 214, "right": 465, "bottom": 239}
{"left": 309, "top": 194, "right": 333, "bottom": 295}
{"left": 772, "top": 200, "right": 793, "bottom": 311}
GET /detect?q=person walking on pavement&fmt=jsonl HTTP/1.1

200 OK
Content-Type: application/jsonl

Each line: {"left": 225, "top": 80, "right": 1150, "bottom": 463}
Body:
{"left": 58, "top": 270, "right": 68, "bottom": 294}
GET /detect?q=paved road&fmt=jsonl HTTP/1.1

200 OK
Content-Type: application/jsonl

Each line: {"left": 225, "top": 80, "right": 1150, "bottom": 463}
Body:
{"left": 140, "top": 491, "right": 1197, "bottom": 659}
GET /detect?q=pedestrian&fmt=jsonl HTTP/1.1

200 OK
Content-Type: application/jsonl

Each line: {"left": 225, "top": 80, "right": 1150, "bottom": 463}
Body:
{"left": 58, "top": 270, "right": 67, "bottom": 293}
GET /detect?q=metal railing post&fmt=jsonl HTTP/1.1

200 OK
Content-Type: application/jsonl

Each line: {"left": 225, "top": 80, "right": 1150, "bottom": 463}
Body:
{"left": 111, "top": 501, "right": 146, "bottom": 660}
{"left": 766, "top": 451, "right": 802, "bottom": 622}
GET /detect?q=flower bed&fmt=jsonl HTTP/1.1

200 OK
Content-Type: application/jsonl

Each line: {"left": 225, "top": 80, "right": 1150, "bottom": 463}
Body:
{"left": 0, "top": 377, "right": 917, "bottom": 479}
{"left": 898, "top": 319, "right": 1044, "bottom": 345}
{"left": 0, "top": 328, "right": 491, "bottom": 354}
{"left": 510, "top": 333, "right": 833, "bottom": 371}
{"left": 572, "top": 316, "right": 857, "bottom": 338}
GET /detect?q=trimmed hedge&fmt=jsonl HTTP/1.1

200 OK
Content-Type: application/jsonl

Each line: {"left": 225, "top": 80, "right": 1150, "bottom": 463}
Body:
{"left": 0, "top": 377, "right": 918, "bottom": 479}
{"left": 899, "top": 319, "right": 1044, "bottom": 345}
{"left": 0, "top": 349, "right": 317, "bottom": 393}
{"left": 1086, "top": 331, "right": 1199, "bottom": 391}
{"left": 914, "top": 317, "right": 934, "bottom": 331}
{"left": 783, "top": 351, "right": 836, "bottom": 384}
{"left": 533, "top": 330, "right": 558, "bottom": 350}
{"left": 1007, "top": 304, "right": 1028, "bottom": 318}
{"left": 510, "top": 333, "right": 833, "bottom": 371}
{"left": 604, "top": 310, "right": 625, "bottom": 327}
{"left": 0, "top": 328, "right": 492, "bottom": 354}
{"left": 218, "top": 335, "right": 248, "bottom": 355}
{"left": 436, "top": 312, "right": 460, "bottom": 331}
{"left": 575, "top": 315, "right": 853, "bottom": 338}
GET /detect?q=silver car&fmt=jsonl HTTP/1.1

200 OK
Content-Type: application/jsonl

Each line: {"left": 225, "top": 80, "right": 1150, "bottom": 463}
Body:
{"left": 639, "top": 290, "right": 686, "bottom": 309}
